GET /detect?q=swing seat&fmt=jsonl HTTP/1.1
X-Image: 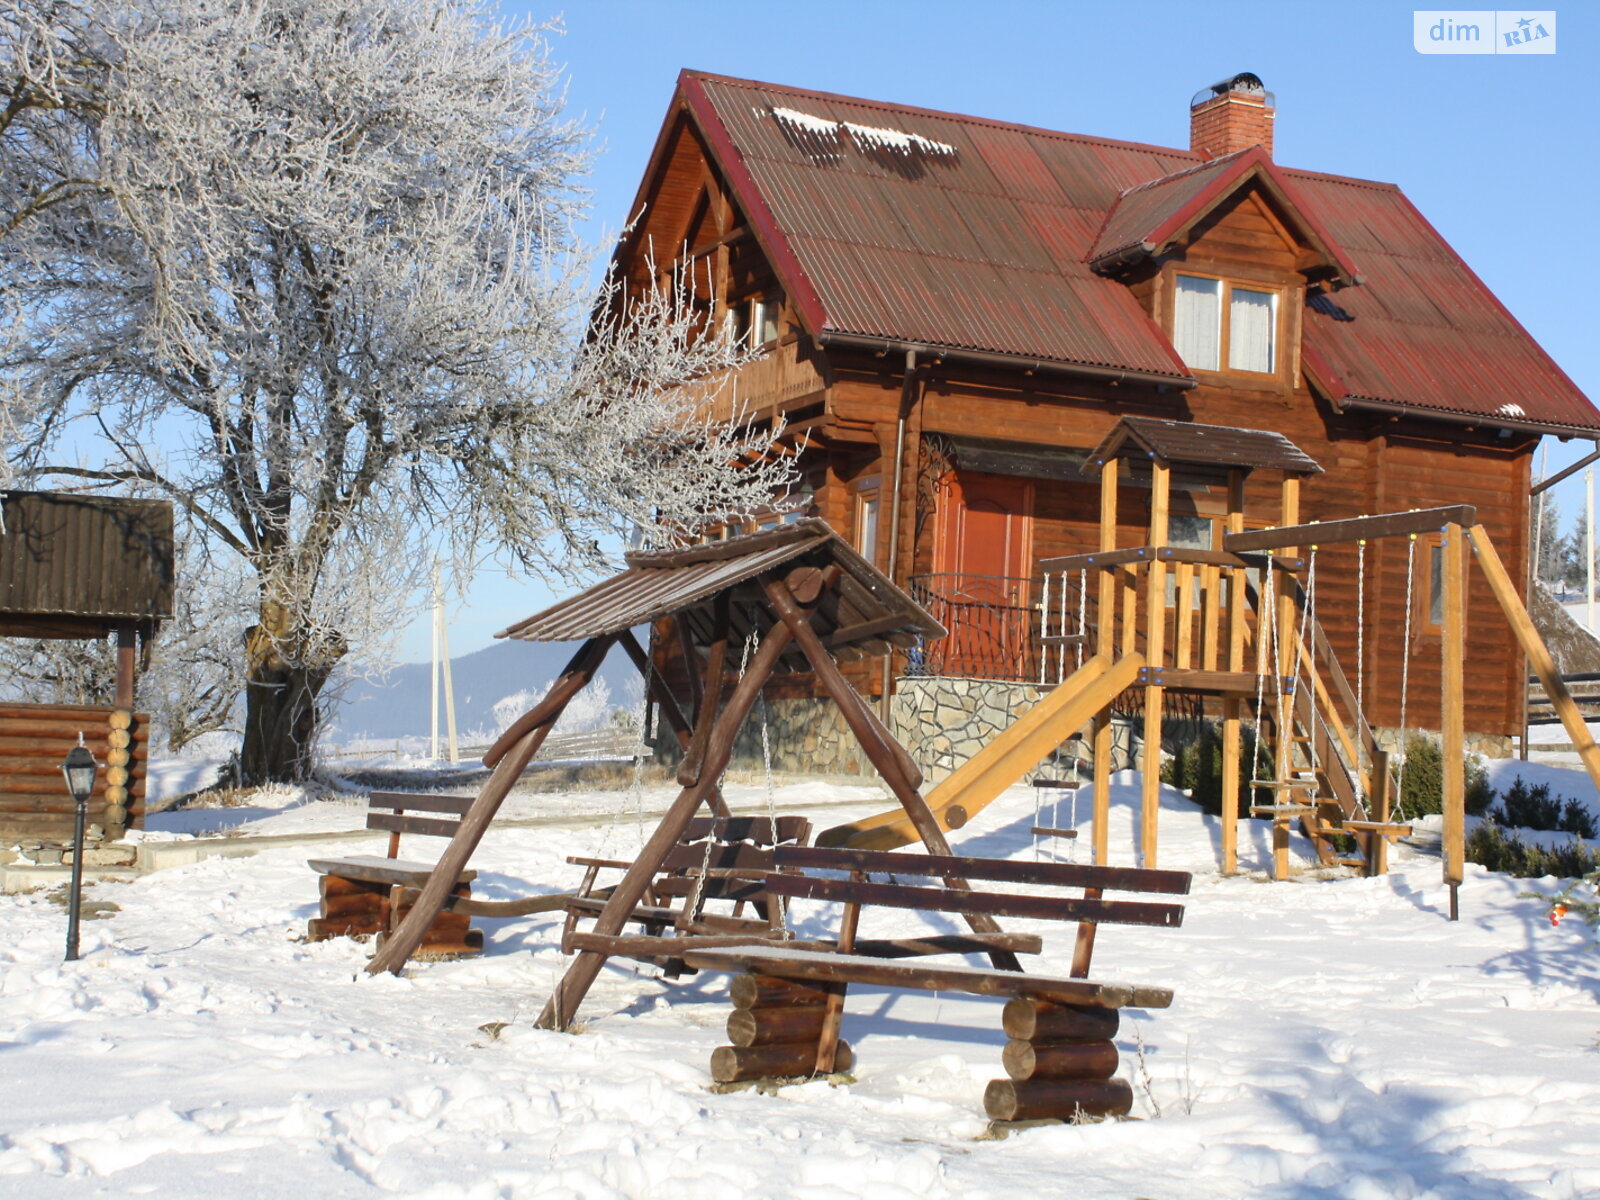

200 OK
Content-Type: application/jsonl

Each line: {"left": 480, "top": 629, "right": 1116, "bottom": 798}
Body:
{"left": 1249, "top": 778, "right": 1319, "bottom": 790}
{"left": 1031, "top": 778, "right": 1086, "bottom": 790}
{"left": 1249, "top": 804, "right": 1318, "bottom": 817}
{"left": 1338, "top": 819, "right": 1413, "bottom": 837}
{"left": 1029, "top": 826, "right": 1079, "bottom": 840}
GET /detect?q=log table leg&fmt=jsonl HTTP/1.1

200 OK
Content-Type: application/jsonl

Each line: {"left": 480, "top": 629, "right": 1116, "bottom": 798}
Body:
{"left": 710, "top": 974, "right": 853, "bottom": 1085}
{"left": 984, "top": 997, "right": 1132, "bottom": 1122}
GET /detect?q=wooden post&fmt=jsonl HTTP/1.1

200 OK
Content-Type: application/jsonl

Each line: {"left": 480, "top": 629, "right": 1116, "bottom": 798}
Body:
{"left": 1270, "top": 477, "right": 1301, "bottom": 881}
{"left": 678, "top": 594, "right": 731, "bottom": 787}
{"left": 1140, "top": 463, "right": 1170, "bottom": 867}
{"left": 1221, "top": 471, "right": 1246, "bottom": 876}
{"left": 1442, "top": 523, "right": 1466, "bottom": 918}
{"left": 115, "top": 624, "right": 136, "bottom": 709}
{"left": 618, "top": 631, "right": 730, "bottom": 819}
{"left": 1173, "top": 562, "right": 1194, "bottom": 669}
{"left": 536, "top": 620, "right": 796, "bottom": 1029}
{"left": 1092, "top": 461, "right": 1119, "bottom": 866}
{"left": 368, "top": 635, "right": 615, "bottom": 975}
{"left": 1369, "top": 748, "right": 1392, "bottom": 877}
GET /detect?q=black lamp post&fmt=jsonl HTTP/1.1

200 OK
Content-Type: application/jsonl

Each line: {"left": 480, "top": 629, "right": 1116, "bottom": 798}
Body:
{"left": 61, "top": 738, "right": 99, "bottom": 962}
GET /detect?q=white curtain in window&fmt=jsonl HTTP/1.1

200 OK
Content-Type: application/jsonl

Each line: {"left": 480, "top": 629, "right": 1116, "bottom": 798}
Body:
{"left": 1229, "top": 287, "right": 1276, "bottom": 374}
{"left": 1173, "top": 276, "right": 1221, "bottom": 370}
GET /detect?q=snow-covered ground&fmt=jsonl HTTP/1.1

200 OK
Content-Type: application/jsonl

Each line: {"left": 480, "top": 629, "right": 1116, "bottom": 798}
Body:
{"left": 3, "top": 765, "right": 1599, "bottom": 1198}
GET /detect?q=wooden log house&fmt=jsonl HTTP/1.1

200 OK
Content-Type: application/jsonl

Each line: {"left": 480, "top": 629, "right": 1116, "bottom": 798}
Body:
{"left": 613, "top": 70, "right": 1600, "bottom": 756}
{"left": 0, "top": 491, "right": 174, "bottom": 842}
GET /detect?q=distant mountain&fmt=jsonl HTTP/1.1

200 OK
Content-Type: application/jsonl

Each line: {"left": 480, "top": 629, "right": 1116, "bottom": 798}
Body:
{"left": 324, "top": 635, "right": 643, "bottom": 745}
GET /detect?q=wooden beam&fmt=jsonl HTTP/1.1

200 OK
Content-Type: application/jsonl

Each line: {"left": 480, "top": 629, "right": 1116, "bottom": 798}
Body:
{"left": 1224, "top": 506, "right": 1477, "bottom": 553}
{"left": 1141, "top": 464, "right": 1170, "bottom": 867}
{"left": 1466, "top": 524, "right": 1600, "bottom": 792}
{"left": 536, "top": 620, "right": 796, "bottom": 1030}
{"left": 1222, "top": 469, "right": 1245, "bottom": 876}
{"left": 368, "top": 635, "right": 615, "bottom": 975}
{"left": 1442, "top": 523, "right": 1466, "bottom": 917}
{"left": 115, "top": 625, "right": 136, "bottom": 709}
{"left": 1271, "top": 477, "right": 1301, "bottom": 882}
{"left": 618, "top": 630, "right": 730, "bottom": 819}
{"left": 1093, "top": 460, "right": 1119, "bottom": 869}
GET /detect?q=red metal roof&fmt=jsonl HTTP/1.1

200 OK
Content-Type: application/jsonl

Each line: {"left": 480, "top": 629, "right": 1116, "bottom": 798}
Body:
{"left": 672, "top": 71, "right": 1598, "bottom": 436}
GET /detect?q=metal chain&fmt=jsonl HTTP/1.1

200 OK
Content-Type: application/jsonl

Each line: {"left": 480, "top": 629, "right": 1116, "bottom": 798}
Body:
{"left": 1299, "top": 547, "right": 1319, "bottom": 773}
{"left": 1395, "top": 535, "right": 1418, "bottom": 816}
{"left": 1250, "top": 552, "right": 1275, "bottom": 796}
{"left": 687, "top": 627, "right": 757, "bottom": 922}
{"left": 1076, "top": 568, "right": 1089, "bottom": 675}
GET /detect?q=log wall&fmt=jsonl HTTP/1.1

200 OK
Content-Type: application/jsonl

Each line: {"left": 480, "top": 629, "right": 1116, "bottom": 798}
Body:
{"left": 0, "top": 703, "right": 148, "bottom": 842}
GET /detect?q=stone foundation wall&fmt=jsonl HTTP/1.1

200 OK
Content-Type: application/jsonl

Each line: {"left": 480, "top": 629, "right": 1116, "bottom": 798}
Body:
{"left": 888, "top": 676, "right": 1138, "bottom": 786}
{"left": 650, "top": 696, "right": 875, "bottom": 779}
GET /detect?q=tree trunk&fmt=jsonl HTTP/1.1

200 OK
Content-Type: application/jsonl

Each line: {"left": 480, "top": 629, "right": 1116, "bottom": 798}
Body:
{"left": 240, "top": 602, "right": 346, "bottom": 785}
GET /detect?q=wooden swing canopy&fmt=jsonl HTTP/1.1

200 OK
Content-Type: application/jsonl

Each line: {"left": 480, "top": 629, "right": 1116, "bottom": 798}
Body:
{"left": 366, "top": 518, "right": 987, "bottom": 1011}
{"left": 496, "top": 518, "right": 945, "bottom": 670}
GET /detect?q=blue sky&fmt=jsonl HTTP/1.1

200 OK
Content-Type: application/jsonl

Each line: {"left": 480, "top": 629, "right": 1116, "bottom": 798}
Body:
{"left": 405, "top": 0, "right": 1597, "bottom": 660}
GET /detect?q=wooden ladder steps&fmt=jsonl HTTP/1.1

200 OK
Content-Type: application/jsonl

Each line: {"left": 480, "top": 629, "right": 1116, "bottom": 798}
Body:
{"left": 1030, "top": 826, "right": 1079, "bottom": 840}
{"left": 1250, "top": 779, "right": 1318, "bottom": 790}
{"left": 1331, "top": 857, "right": 1369, "bottom": 870}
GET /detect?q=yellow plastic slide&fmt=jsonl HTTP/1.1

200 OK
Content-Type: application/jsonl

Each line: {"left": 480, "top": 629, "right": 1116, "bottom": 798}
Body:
{"left": 818, "top": 652, "right": 1146, "bottom": 851}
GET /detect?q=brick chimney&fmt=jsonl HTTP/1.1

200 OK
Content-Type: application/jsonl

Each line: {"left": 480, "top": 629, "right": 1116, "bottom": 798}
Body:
{"left": 1189, "top": 73, "right": 1275, "bottom": 159}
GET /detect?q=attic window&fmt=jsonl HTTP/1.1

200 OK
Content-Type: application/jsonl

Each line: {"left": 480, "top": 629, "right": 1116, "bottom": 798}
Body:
{"left": 1173, "top": 274, "right": 1278, "bottom": 375}
{"left": 727, "top": 295, "right": 782, "bottom": 348}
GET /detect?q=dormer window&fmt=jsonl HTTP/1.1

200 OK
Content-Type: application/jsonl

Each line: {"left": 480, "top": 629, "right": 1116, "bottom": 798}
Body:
{"left": 1172, "top": 273, "right": 1278, "bottom": 375}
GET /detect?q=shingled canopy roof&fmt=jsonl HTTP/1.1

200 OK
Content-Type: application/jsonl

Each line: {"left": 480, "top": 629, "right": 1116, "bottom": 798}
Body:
{"left": 497, "top": 519, "right": 944, "bottom": 674}
{"left": 0, "top": 491, "right": 174, "bottom": 638}
{"left": 656, "top": 71, "right": 1599, "bottom": 436}
{"left": 1087, "top": 417, "right": 1323, "bottom": 477}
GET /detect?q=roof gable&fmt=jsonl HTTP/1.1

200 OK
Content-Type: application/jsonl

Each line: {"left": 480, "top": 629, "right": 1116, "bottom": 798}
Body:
{"left": 1086, "top": 146, "right": 1360, "bottom": 284}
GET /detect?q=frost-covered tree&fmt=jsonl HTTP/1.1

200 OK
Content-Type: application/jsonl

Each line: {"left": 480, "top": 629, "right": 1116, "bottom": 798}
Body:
{"left": 1, "top": 0, "right": 790, "bottom": 782}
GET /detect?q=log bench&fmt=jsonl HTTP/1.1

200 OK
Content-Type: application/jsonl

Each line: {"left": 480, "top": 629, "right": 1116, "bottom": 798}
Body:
{"left": 308, "top": 791, "right": 567, "bottom": 959}
{"left": 678, "top": 845, "right": 1190, "bottom": 1123}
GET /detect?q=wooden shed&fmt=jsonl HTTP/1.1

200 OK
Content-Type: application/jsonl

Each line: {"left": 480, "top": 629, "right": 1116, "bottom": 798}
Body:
{"left": 0, "top": 491, "right": 174, "bottom": 842}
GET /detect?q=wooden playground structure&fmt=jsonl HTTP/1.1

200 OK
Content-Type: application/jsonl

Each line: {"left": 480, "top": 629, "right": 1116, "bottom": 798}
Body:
{"left": 333, "top": 416, "right": 1600, "bottom": 1115}
{"left": 818, "top": 417, "right": 1600, "bottom": 917}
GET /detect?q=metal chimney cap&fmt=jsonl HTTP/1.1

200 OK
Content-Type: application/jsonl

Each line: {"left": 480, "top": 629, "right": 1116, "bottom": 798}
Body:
{"left": 1191, "top": 73, "right": 1275, "bottom": 109}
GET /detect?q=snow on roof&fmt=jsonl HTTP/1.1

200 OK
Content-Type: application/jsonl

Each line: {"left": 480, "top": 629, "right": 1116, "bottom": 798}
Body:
{"left": 769, "top": 105, "right": 957, "bottom": 158}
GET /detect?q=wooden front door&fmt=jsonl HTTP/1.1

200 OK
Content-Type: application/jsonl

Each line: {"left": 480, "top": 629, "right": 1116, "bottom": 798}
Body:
{"left": 932, "top": 472, "right": 1033, "bottom": 677}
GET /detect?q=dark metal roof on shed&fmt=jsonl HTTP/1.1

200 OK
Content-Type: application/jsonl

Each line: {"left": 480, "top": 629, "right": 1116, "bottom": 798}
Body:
{"left": 1087, "top": 417, "right": 1323, "bottom": 476}
{"left": 667, "top": 71, "right": 1599, "bottom": 436}
{"left": 0, "top": 492, "right": 175, "bottom": 626}
{"left": 497, "top": 519, "right": 944, "bottom": 673}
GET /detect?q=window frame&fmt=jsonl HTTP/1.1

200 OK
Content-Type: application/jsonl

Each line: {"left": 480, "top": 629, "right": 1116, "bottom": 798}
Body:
{"left": 1169, "top": 270, "right": 1285, "bottom": 380}
{"left": 852, "top": 474, "right": 883, "bottom": 568}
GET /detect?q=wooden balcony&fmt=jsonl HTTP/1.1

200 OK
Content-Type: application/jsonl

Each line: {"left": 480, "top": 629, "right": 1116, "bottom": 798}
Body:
{"left": 695, "top": 336, "right": 829, "bottom": 425}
